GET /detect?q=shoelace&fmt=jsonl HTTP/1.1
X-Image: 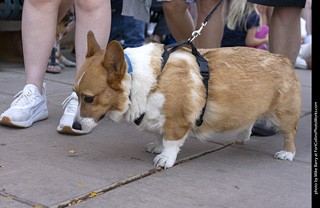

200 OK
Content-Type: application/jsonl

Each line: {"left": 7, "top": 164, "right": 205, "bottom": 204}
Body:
{"left": 11, "top": 88, "right": 35, "bottom": 107}
{"left": 61, "top": 93, "right": 78, "bottom": 113}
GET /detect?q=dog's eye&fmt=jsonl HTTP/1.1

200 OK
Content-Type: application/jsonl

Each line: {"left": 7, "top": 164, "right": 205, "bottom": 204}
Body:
{"left": 84, "top": 96, "right": 94, "bottom": 103}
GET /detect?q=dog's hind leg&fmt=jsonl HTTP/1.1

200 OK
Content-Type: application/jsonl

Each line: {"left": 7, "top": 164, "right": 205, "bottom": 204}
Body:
{"left": 235, "top": 124, "right": 254, "bottom": 145}
{"left": 274, "top": 126, "right": 297, "bottom": 161}
{"left": 144, "top": 136, "right": 164, "bottom": 154}
{"left": 273, "top": 108, "right": 300, "bottom": 161}
{"left": 273, "top": 70, "right": 301, "bottom": 161}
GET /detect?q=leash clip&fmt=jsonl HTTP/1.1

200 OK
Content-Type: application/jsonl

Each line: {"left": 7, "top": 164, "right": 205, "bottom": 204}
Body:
{"left": 188, "top": 22, "right": 207, "bottom": 43}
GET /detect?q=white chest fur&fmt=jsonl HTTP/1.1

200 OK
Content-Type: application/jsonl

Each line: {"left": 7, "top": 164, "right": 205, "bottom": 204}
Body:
{"left": 123, "top": 44, "right": 163, "bottom": 126}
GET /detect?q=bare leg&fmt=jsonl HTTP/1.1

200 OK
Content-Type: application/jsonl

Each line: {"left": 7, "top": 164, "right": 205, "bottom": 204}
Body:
{"left": 301, "top": 0, "right": 312, "bottom": 35}
{"left": 22, "top": 0, "right": 63, "bottom": 93}
{"left": 56, "top": 0, "right": 111, "bottom": 135}
{"left": 57, "top": 0, "right": 74, "bottom": 23}
{"left": 74, "top": 0, "right": 111, "bottom": 71}
{"left": 47, "top": 0, "right": 75, "bottom": 74}
{"left": 162, "top": 0, "right": 224, "bottom": 48}
{"left": 162, "top": 0, "right": 194, "bottom": 42}
{"left": 195, "top": 0, "right": 225, "bottom": 48}
{"left": 269, "top": 7, "right": 302, "bottom": 65}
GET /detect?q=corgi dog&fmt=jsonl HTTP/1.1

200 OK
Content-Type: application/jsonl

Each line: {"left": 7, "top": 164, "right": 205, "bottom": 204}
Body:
{"left": 73, "top": 31, "right": 301, "bottom": 168}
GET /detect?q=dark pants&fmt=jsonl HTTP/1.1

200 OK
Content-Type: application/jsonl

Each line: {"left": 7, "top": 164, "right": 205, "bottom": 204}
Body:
{"left": 109, "top": 1, "right": 146, "bottom": 48}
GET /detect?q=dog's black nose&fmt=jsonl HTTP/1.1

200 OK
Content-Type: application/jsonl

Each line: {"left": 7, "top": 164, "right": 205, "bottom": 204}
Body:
{"left": 72, "top": 122, "right": 82, "bottom": 130}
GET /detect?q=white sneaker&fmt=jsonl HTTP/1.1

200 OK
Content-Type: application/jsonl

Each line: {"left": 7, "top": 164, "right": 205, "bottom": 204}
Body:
{"left": 0, "top": 84, "right": 48, "bottom": 128}
{"left": 57, "top": 91, "right": 91, "bottom": 135}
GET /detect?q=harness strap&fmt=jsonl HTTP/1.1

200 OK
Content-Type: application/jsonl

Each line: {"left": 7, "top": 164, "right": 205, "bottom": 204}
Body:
{"left": 161, "top": 41, "right": 209, "bottom": 126}
{"left": 134, "top": 113, "right": 145, "bottom": 125}
{"left": 133, "top": 42, "right": 209, "bottom": 126}
{"left": 133, "top": 0, "right": 224, "bottom": 126}
{"left": 161, "top": 40, "right": 189, "bottom": 69}
{"left": 188, "top": 43, "right": 209, "bottom": 126}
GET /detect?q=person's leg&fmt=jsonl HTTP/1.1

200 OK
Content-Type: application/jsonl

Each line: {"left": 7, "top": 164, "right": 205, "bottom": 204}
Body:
{"left": 22, "top": 0, "right": 63, "bottom": 93}
{"left": 58, "top": 0, "right": 74, "bottom": 23}
{"left": 301, "top": 0, "right": 311, "bottom": 35}
{"left": 57, "top": 0, "right": 111, "bottom": 134}
{"left": 195, "top": 0, "right": 225, "bottom": 48}
{"left": 162, "top": 0, "right": 194, "bottom": 42}
{"left": 47, "top": 0, "right": 75, "bottom": 74}
{"left": 0, "top": 0, "right": 60, "bottom": 127}
{"left": 269, "top": 7, "right": 302, "bottom": 65}
{"left": 74, "top": 0, "right": 111, "bottom": 71}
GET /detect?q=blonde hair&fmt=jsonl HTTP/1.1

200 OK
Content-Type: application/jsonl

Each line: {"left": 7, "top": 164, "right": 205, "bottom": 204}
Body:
{"left": 226, "top": 0, "right": 261, "bottom": 31}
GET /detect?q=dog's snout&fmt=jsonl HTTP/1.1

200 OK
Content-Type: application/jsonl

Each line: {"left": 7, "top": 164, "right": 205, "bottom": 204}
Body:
{"left": 72, "top": 121, "right": 82, "bottom": 130}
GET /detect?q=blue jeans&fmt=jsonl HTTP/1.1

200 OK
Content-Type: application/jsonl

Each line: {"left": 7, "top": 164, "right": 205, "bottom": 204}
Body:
{"left": 109, "top": 6, "right": 146, "bottom": 48}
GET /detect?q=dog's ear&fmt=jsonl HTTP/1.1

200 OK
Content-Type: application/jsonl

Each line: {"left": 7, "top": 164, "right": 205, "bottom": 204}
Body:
{"left": 86, "top": 30, "right": 101, "bottom": 58}
{"left": 103, "top": 41, "right": 126, "bottom": 90}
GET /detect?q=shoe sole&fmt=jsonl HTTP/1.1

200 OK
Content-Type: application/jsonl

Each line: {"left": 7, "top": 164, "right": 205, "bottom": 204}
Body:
{"left": 57, "top": 126, "right": 90, "bottom": 135}
{"left": 0, "top": 115, "right": 48, "bottom": 128}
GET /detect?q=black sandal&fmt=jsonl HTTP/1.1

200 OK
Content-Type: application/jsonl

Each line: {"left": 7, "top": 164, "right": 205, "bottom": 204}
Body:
{"left": 46, "top": 47, "right": 62, "bottom": 74}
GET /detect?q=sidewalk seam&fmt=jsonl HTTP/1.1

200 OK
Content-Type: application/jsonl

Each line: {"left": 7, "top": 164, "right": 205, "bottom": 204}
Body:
{"left": 54, "top": 144, "right": 231, "bottom": 208}
{"left": 0, "top": 191, "right": 49, "bottom": 208}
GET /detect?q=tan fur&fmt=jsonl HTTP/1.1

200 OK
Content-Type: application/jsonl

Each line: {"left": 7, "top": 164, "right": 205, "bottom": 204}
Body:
{"left": 155, "top": 49, "right": 206, "bottom": 141}
{"left": 74, "top": 31, "right": 301, "bottom": 161}
{"left": 197, "top": 47, "right": 301, "bottom": 153}
{"left": 74, "top": 32, "right": 129, "bottom": 123}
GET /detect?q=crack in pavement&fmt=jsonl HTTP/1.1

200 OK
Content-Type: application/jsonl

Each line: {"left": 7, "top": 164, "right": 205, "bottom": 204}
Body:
{"left": 0, "top": 191, "right": 48, "bottom": 208}
{"left": 55, "top": 144, "right": 232, "bottom": 208}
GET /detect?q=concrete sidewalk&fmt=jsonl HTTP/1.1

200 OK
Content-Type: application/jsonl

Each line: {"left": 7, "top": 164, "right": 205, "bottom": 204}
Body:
{"left": 0, "top": 61, "right": 312, "bottom": 208}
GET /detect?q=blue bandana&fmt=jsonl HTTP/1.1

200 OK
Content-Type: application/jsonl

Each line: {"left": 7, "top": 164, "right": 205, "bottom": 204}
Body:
{"left": 125, "top": 54, "right": 133, "bottom": 74}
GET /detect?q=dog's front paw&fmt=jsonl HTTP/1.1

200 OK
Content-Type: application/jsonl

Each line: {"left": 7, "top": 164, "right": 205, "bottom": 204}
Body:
{"left": 152, "top": 138, "right": 184, "bottom": 168}
{"left": 144, "top": 142, "right": 164, "bottom": 154}
{"left": 274, "top": 150, "right": 295, "bottom": 161}
{"left": 153, "top": 152, "right": 177, "bottom": 169}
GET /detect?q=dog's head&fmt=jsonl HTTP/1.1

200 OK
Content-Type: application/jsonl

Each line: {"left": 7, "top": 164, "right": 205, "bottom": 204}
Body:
{"left": 73, "top": 31, "right": 130, "bottom": 131}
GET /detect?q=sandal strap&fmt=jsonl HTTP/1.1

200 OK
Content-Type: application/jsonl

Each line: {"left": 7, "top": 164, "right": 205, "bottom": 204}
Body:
{"left": 49, "top": 47, "right": 59, "bottom": 66}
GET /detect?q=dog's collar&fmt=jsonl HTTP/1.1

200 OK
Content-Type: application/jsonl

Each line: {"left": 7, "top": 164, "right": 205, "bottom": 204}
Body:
{"left": 125, "top": 53, "right": 133, "bottom": 74}
{"left": 125, "top": 53, "right": 133, "bottom": 101}
{"left": 124, "top": 53, "right": 145, "bottom": 125}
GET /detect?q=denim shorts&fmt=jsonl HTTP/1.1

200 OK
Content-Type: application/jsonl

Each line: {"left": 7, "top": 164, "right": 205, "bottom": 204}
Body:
{"left": 247, "top": 0, "right": 306, "bottom": 8}
{"left": 157, "top": 0, "right": 196, "bottom": 3}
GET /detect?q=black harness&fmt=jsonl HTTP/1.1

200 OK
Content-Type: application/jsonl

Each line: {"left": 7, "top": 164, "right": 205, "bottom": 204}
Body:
{"left": 133, "top": 41, "right": 209, "bottom": 126}
{"left": 133, "top": 0, "right": 224, "bottom": 126}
